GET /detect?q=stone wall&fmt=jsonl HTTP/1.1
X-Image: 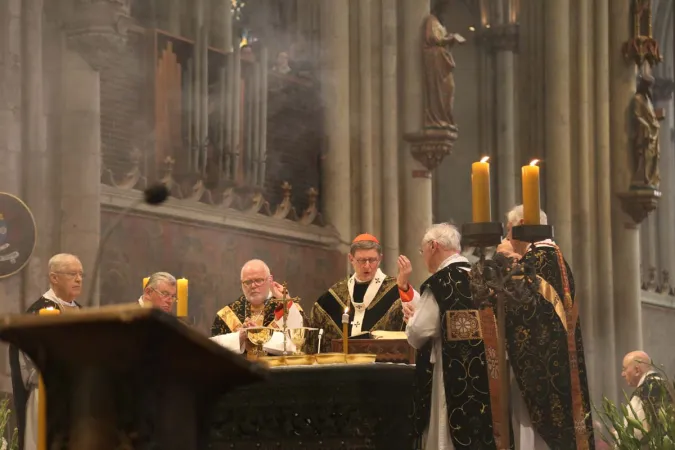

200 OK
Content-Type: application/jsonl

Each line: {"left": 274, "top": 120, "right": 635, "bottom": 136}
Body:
{"left": 99, "top": 208, "right": 344, "bottom": 334}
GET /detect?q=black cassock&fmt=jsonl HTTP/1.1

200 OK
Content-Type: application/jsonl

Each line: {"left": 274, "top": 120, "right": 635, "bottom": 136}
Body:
{"left": 309, "top": 271, "right": 404, "bottom": 353}
{"left": 505, "top": 243, "right": 595, "bottom": 450}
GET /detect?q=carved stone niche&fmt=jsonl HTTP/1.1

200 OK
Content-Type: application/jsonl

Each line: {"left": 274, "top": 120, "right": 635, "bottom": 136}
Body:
{"left": 403, "top": 128, "right": 458, "bottom": 173}
{"left": 62, "top": 0, "right": 133, "bottom": 68}
{"left": 476, "top": 23, "right": 519, "bottom": 53}
{"left": 617, "top": 189, "right": 661, "bottom": 224}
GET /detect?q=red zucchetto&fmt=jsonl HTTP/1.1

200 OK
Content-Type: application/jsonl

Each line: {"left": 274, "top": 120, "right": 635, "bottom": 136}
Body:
{"left": 352, "top": 234, "right": 380, "bottom": 244}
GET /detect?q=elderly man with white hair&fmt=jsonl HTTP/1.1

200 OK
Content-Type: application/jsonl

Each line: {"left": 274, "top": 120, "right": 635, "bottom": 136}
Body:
{"left": 404, "top": 223, "right": 502, "bottom": 450}
{"left": 497, "top": 205, "right": 594, "bottom": 449}
{"left": 9, "top": 253, "right": 84, "bottom": 450}
{"left": 210, "top": 259, "right": 304, "bottom": 355}
{"left": 618, "top": 350, "right": 671, "bottom": 440}
{"left": 139, "top": 272, "right": 177, "bottom": 313}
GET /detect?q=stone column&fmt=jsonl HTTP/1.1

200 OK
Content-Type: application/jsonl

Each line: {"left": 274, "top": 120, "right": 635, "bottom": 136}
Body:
{"left": 571, "top": 0, "right": 597, "bottom": 401}
{"left": 168, "top": 0, "right": 181, "bottom": 35}
{"left": 493, "top": 6, "right": 517, "bottom": 217}
{"left": 640, "top": 214, "right": 658, "bottom": 281}
{"left": 544, "top": 0, "right": 573, "bottom": 258}
{"left": 60, "top": 49, "right": 101, "bottom": 305}
{"left": 21, "top": 0, "right": 53, "bottom": 303}
{"left": 593, "top": 0, "right": 617, "bottom": 403}
{"left": 320, "top": 0, "right": 351, "bottom": 252}
{"left": 381, "top": 0, "right": 399, "bottom": 275}
{"left": 0, "top": 0, "right": 24, "bottom": 315}
{"left": 609, "top": 0, "right": 642, "bottom": 395}
{"left": 370, "top": 0, "right": 383, "bottom": 241}
{"left": 401, "top": 0, "right": 431, "bottom": 287}
{"left": 358, "top": 0, "right": 374, "bottom": 234}
{"left": 654, "top": 80, "right": 675, "bottom": 287}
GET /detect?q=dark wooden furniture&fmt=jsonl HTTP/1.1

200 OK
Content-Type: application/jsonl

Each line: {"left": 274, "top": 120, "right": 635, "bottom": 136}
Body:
{"left": 0, "top": 305, "right": 265, "bottom": 450}
{"left": 331, "top": 338, "right": 416, "bottom": 364}
{"left": 210, "top": 363, "right": 416, "bottom": 449}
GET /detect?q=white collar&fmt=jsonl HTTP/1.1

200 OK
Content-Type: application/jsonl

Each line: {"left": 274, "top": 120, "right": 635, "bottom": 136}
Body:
{"left": 43, "top": 288, "right": 78, "bottom": 308}
{"left": 438, "top": 253, "right": 469, "bottom": 272}
{"left": 638, "top": 370, "right": 657, "bottom": 387}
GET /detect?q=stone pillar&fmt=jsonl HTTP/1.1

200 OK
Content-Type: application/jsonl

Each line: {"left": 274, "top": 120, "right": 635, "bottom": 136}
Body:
{"left": 654, "top": 80, "right": 675, "bottom": 286}
{"left": 381, "top": 0, "right": 399, "bottom": 275}
{"left": 544, "top": 0, "right": 573, "bottom": 258}
{"left": 320, "top": 0, "right": 351, "bottom": 252}
{"left": 400, "top": 0, "right": 431, "bottom": 287}
{"left": 168, "top": 0, "right": 181, "bottom": 35}
{"left": 0, "top": 0, "right": 24, "bottom": 315}
{"left": 593, "top": 0, "right": 617, "bottom": 403}
{"left": 60, "top": 49, "right": 101, "bottom": 305}
{"left": 358, "top": 0, "right": 374, "bottom": 234}
{"left": 609, "top": 0, "right": 642, "bottom": 395}
{"left": 492, "top": 7, "right": 517, "bottom": 217}
{"left": 571, "top": 0, "right": 597, "bottom": 401}
{"left": 21, "top": 0, "right": 53, "bottom": 303}
{"left": 640, "top": 214, "right": 658, "bottom": 281}
{"left": 370, "top": 0, "right": 383, "bottom": 241}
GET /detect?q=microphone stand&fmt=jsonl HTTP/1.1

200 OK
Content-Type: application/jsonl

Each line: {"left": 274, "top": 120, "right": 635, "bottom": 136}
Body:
{"left": 85, "top": 185, "right": 168, "bottom": 307}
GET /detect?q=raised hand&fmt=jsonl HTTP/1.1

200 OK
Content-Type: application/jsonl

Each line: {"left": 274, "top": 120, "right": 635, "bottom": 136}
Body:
{"left": 396, "top": 255, "right": 413, "bottom": 290}
{"left": 270, "top": 280, "right": 288, "bottom": 299}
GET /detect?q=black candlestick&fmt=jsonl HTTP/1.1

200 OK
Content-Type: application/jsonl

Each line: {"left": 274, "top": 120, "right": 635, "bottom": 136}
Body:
{"left": 511, "top": 224, "right": 554, "bottom": 243}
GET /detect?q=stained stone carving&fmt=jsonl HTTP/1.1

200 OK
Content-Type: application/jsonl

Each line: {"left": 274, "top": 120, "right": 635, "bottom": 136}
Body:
{"left": 403, "top": 13, "right": 460, "bottom": 173}
{"left": 62, "top": 0, "right": 133, "bottom": 68}
{"left": 477, "top": 24, "right": 519, "bottom": 53}
{"left": 622, "top": 0, "right": 662, "bottom": 67}
{"left": 631, "top": 74, "right": 661, "bottom": 190}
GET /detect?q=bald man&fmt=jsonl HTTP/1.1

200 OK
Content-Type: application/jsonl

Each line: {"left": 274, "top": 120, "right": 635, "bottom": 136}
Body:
{"left": 9, "top": 253, "right": 84, "bottom": 450}
{"left": 620, "top": 350, "right": 671, "bottom": 439}
{"left": 210, "top": 259, "right": 304, "bottom": 355}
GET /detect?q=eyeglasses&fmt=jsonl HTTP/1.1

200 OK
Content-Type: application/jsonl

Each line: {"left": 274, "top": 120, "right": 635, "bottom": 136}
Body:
{"left": 242, "top": 278, "right": 267, "bottom": 288}
{"left": 354, "top": 258, "right": 379, "bottom": 266}
{"left": 53, "top": 271, "right": 85, "bottom": 279}
{"left": 150, "top": 287, "right": 177, "bottom": 301}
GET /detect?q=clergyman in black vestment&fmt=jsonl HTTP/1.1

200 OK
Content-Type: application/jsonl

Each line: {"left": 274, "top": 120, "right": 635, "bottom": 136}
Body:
{"left": 500, "top": 205, "right": 595, "bottom": 450}
{"left": 8, "top": 253, "right": 83, "bottom": 450}
{"left": 406, "top": 223, "right": 510, "bottom": 450}
{"left": 310, "top": 234, "right": 415, "bottom": 353}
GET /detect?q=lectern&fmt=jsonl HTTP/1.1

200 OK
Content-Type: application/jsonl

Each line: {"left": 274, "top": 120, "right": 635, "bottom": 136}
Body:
{"left": 0, "top": 305, "right": 266, "bottom": 450}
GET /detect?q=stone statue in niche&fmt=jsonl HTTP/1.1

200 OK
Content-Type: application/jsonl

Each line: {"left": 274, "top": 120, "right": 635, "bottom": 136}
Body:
{"left": 422, "top": 14, "right": 465, "bottom": 131}
{"left": 631, "top": 73, "right": 661, "bottom": 190}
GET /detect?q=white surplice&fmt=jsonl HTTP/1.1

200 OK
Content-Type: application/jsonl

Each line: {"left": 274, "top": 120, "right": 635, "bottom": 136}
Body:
{"left": 406, "top": 253, "right": 470, "bottom": 450}
{"left": 210, "top": 302, "right": 304, "bottom": 355}
{"left": 24, "top": 289, "right": 79, "bottom": 450}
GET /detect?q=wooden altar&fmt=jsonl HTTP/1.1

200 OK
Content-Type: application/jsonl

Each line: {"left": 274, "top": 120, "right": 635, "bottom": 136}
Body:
{"left": 0, "top": 306, "right": 265, "bottom": 450}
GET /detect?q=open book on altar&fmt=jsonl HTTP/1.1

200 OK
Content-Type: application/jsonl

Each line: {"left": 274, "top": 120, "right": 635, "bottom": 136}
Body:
{"left": 348, "top": 330, "right": 407, "bottom": 340}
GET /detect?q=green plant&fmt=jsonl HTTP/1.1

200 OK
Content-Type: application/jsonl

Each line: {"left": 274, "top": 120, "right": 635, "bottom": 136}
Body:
{"left": 595, "top": 365, "right": 675, "bottom": 450}
{"left": 0, "top": 399, "right": 18, "bottom": 450}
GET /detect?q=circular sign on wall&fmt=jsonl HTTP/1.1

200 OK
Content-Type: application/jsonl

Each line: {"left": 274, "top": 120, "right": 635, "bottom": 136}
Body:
{"left": 0, "top": 193, "right": 37, "bottom": 279}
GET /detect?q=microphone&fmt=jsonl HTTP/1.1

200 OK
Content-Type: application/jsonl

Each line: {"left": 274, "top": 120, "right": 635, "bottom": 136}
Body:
{"left": 85, "top": 183, "right": 170, "bottom": 307}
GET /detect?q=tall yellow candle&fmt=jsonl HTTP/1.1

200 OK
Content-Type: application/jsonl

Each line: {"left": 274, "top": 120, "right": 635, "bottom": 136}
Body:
{"left": 143, "top": 277, "right": 150, "bottom": 289}
{"left": 471, "top": 156, "right": 491, "bottom": 222}
{"left": 522, "top": 159, "right": 541, "bottom": 225}
{"left": 176, "top": 278, "right": 188, "bottom": 317}
{"left": 342, "top": 307, "right": 349, "bottom": 355}
{"left": 38, "top": 307, "right": 60, "bottom": 450}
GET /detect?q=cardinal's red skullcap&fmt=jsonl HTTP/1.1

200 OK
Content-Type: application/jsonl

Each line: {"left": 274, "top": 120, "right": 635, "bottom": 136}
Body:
{"left": 352, "top": 233, "right": 380, "bottom": 244}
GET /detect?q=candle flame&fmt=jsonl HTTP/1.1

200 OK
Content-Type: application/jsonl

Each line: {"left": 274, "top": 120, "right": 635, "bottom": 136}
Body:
{"left": 480, "top": 156, "right": 490, "bottom": 163}
{"left": 45, "top": 307, "right": 55, "bottom": 311}
{"left": 529, "top": 159, "right": 540, "bottom": 167}
{"left": 344, "top": 307, "right": 349, "bottom": 314}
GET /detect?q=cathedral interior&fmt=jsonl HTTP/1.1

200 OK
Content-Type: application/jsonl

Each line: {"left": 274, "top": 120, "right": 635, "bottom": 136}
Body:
{"left": 1, "top": 0, "right": 675, "bottom": 418}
